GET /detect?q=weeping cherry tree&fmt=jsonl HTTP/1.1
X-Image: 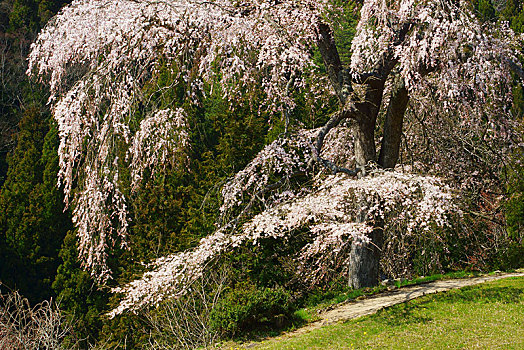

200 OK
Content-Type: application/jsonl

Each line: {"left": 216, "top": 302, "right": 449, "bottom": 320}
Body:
{"left": 27, "top": 0, "right": 523, "bottom": 315}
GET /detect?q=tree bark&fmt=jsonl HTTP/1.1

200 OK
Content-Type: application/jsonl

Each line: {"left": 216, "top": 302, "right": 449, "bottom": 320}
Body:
{"left": 378, "top": 79, "right": 409, "bottom": 168}
{"left": 353, "top": 77, "right": 386, "bottom": 166}
{"left": 354, "top": 118, "right": 377, "bottom": 166}
{"left": 348, "top": 216, "right": 384, "bottom": 289}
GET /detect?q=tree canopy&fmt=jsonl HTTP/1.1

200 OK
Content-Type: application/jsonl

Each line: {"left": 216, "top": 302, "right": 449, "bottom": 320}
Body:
{"left": 26, "top": 0, "right": 523, "bottom": 316}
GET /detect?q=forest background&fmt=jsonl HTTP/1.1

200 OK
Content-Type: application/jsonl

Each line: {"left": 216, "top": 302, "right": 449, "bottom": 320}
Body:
{"left": 0, "top": 0, "right": 523, "bottom": 348}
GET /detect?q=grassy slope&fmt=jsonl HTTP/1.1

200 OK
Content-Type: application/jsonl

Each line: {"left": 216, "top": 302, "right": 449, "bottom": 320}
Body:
{"left": 294, "top": 271, "right": 483, "bottom": 323}
{"left": 256, "top": 276, "right": 524, "bottom": 349}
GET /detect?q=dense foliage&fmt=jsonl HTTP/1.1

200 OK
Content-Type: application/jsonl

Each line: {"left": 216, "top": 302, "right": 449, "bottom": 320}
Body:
{"left": 0, "top": 0, "right": 72, "bottom": 304}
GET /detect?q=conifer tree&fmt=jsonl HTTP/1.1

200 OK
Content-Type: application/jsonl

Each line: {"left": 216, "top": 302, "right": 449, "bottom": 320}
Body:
{"left": 0, "top": 107, "right": 70, "bottom": 303}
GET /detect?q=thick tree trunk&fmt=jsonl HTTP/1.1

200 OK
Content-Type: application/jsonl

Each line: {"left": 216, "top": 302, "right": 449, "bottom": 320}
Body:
{"left": 349, "top": 81, "right": 387, "bottom": 288}
{"left": 378, "top": 80, "right": 408, "bottom": 168}
{"left": 354, "top": 118, "right": 377, "bottom": 166}
{"left": 348, "top": 217, "right": 384, "bottom": 289}
{"left": 313, "top": 18, "right": 413, "bottom": 292}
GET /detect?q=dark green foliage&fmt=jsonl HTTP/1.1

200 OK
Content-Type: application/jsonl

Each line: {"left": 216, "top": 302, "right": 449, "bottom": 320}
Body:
{"left": 9, "top": 0, "right": 39, "bottom": 32}
{"left": 226, "top": 235, "right": 307, "bottom": 291}
{"left": 472, "top": 0, "right": 496, "bottom": 21}
{"left": 6, "top": 0, "right": 68, "bottom": 33}
{"left": 129, "top": 171, "right": 191, "bottom": 260}
{"left": 52, "top": 230, "right": 108, "bottom": 349}
{"left": 0, "top": 108, "right": 70, "bottom": 303}
{"left": 327, "top": 0, "right": 359, "bottom": 66}
{"left": 501, "top": 0, "right": 524, "bottom": 33}
{"left": 99, "top": 312, "right": 149, "bottom": 350}
{"left": 201, "top": 236, "right": 311, "bottom": 339}
{"left": 209, "top": 281, "right": 294, "bottom": 337}
{"left": 495, "top": 241, "right": 524, "bottom": 270}
{"left": 506, "top": 171, "right": 524, "bottom": 239}
{"left": 0, "top": 0, "right": 70, "bottom": 185}
{"left": 128, "top": 93, "right": 270, "bottom": 261}
{"left": 37, "top": 0, "right": 68, "bottom": 24}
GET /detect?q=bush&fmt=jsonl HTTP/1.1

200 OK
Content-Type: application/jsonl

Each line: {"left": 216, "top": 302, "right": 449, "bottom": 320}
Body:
{"left": 495, "top": 241, "right": 524, "bottom": 270}
{"left": 209, "top": 282, "right": 294, "bottom": 337}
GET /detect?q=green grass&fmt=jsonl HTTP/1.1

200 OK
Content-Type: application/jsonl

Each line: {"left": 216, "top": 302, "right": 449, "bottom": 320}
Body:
{"left": 293, "top": 270, "right": 482, "bottom": 323}
{"left": 256, "top": 276, "right": 524, "bottom": 349}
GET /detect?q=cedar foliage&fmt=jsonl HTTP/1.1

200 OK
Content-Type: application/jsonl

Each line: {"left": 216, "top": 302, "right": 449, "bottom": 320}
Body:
{"left": 0, "top": 108, "right": 69, "bottom": 303}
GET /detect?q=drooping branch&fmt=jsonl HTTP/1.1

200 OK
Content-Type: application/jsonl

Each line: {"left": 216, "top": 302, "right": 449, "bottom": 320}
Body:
{"left": 311, "top": 103, "right": 361, "bottom": 175}
{"left": 110, "top": 170, "right": 459, "bottom": 316}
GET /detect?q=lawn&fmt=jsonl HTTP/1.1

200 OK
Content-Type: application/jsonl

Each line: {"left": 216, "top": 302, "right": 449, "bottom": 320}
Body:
{"left": 256, "top": 276, "right": 524, "bottom": 349}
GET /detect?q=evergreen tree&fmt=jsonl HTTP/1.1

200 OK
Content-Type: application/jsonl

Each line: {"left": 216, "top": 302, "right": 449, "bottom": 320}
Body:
{"left": 472, "top": 0, "right": 496, "bottom": 21}
{"left": 52, "top": 230, "right": 108, "bottom": 348}
{"left": 0, "top": 0, "right": 70, "bottom": 185}
{"left": 0, "top": 107, "right": 70, "bottom": 303}
{"left": 0, "top": 0, "right": 72, "bottom": 301}
{"left": 502, "top": 0, "right": 524, "bottom": 33}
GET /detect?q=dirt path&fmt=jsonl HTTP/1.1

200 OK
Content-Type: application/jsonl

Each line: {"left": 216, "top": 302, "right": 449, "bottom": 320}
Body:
{"left": 244, "top": 271, "right": 524, "bottom": 347}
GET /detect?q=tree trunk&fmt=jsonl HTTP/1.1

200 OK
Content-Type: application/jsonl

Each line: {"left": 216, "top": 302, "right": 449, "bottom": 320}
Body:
{"left": 378, "top": 80, "right": 408, "bottom": 169}
{"left": 353, "top": 118, "right": 377, "bottom": 166}
{"left": 348, "top": 216, "right": 384, "bottom": 289}
{"left": 348, "top": 82, "right": 386, "bottom": 288}
{"left": 350, "top": 122, "right": 385, "bottom": 288}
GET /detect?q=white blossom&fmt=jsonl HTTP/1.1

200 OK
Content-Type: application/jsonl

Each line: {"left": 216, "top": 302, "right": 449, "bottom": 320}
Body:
{"left": 27, "top": 0, "right": 520, "bottom": 291}
{"left": 110, "top": 166, "right": 457, "bottom": 316}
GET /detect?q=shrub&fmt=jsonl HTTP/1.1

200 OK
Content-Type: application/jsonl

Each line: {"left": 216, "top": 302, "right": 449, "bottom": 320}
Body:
{"left": 209, "top": 282, "right": 294, "bottom": 337}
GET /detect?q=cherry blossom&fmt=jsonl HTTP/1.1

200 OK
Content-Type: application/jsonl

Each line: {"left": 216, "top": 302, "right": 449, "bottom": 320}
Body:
{"left": 27, "top": 0, "right": 522, "bottom": 295}
{"left": 110, "top": 166, "right": 457, "bottom": 315}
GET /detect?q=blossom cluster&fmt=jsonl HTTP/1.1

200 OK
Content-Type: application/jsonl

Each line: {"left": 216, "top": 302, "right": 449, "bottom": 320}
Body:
{"left": 27, "top": 0, "right": 329, "bottom": 280}
{"left": 73, "top": 162, "right": 128, "bottom": 281}
{"left": 28, "top": 0, "right": 327, "bottom": 108}
{"left": 353, "top": 0, "right": 520, "bottom": 133}
{"left": 128, "top": 108, "right": 189, "bottom": 191}
{"left": 110, "top": 169, "right": 457, "bottom": 315}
